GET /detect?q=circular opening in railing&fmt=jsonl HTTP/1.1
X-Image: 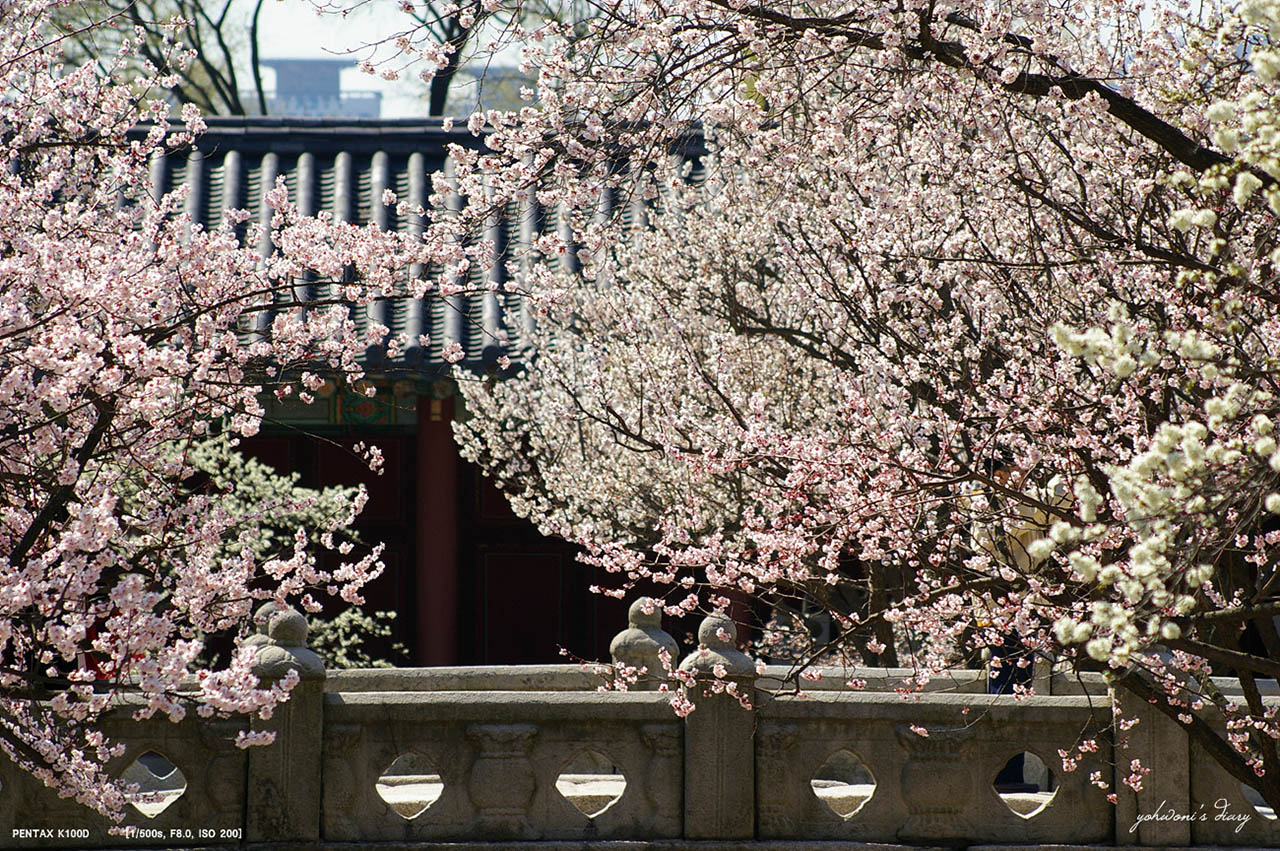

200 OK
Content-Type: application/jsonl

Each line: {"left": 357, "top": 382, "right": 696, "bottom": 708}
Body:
{"left": 811, "top": 749, "right": 876, "bottom": 818}
{"left": 993, "top": 751, "right": 1057, "bottom": 819}
{"left": 375, "top": 752, "right": 444, "bottom": 820}
{"left": 1240, "top": 783, "right": 1278, "bottom": 821}
{"left": 555, "top": 749, "right": 626, "bottom": 818}
{"left": 122, "top": 750, "right": 187, "bottom": 818}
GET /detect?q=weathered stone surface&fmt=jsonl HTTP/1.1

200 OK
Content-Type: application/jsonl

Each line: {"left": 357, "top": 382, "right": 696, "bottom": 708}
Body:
{"left": 896, "top": 723, "right": 975, "bottom": 842}
{"left": 251, "top": 607, "right": 324, "bottom": 681}
{"left": 325, "top": 662, "right": 986, "bottom": 693}
{"left": 0, "top": 714, "right": 246, "bottom": 848}
{"left": 326, "top": 664, "right": 604, "bottom": 692}
{"left": 320, "top": 690, "right": 681, "bottom": 843}
{"left": 679, "top": 615, "right": 757, "bottom": 840}
{"left": 247, "top": 606, "right": 326, "bottom": 844}
{"left": 610, "top": 597, "right": 679, "bottom": 689}
{"left": 1190, "top": 720, "right": 1280, "bottom": 846}
{"left": 756, "top": 665, "right": 987, "bottom": 693}
{"left": 4, "top": 634, "right": 1271, "bottom": 849}
{"left": 243, "top": 599, "right": 280, "bottom": 649}
{"left": 1114, "top": 685, "right": 1190, "bottom": 846}
{"left": 755, "top": 692, "right": 1112, "bottom": 845}
{"left": 678, "top": 614, "right": 755, "bottom": 678}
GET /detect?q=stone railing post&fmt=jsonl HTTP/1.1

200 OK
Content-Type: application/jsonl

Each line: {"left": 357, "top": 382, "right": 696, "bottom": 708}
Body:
{"left": 610, "top": 597, "right": 679, "bottom": 690}
{"left": 246, "top": 606, "right": 326, "bottom": 844}
{"left": 678, "top": 613, "right": 757, "bottom": 840}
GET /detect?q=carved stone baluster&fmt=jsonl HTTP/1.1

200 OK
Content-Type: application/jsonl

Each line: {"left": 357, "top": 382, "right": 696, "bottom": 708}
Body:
{"left": 321, "top": 722, "right": 366, "bottom": 838}
{"left": 895, "top": 724, "right": 974, "bottom": 842}
{"left": 465, "top": 723, "right": 538, "bottom": 838}
{"left": 756, "top": 722, "right": 801, "bottom": 835}
{"left": 640, "top": 723, "right": 682, "bottom": 836}
{"left": 196, "top": 719, "right": 247, "bottom": 818}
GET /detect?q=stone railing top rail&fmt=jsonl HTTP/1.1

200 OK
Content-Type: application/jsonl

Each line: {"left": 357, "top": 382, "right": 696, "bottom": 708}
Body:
{"left": 323, "top": 687, "right": 675, "bottom": 723}
{"left": 755, "top": 666, "right": 987, "bottom": 692}
{"left": 323, "top": 664, "right": 995, "bottom": 692}
{"left": 1048, "top": 670, "right": 1280, "bottom": 697}
{"left": 323, "top": 664, "right": 1278, "bottom": 697}
{"left": 325, "top": 664, "right": 603, "bottom": 692}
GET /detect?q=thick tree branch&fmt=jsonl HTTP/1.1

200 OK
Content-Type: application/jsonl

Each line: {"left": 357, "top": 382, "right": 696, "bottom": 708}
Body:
{"left": 1165, "top": 636, "right": 1280, "bottom": 679}
{"left": 714, "top": 2, "right": 1233, "bottom": 175}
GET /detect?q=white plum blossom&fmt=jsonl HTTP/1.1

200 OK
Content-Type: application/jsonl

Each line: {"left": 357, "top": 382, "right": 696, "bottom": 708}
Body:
{"left": 435, "top": 0, "right": 1280, "bottom": 812}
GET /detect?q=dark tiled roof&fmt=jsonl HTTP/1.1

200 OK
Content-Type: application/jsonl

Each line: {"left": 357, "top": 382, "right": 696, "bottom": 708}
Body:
{"left": 153, "top": 118, "right": 533, "bottom": 377}
{"left": 155, "top": 118, "right": 705, "bottom": 377}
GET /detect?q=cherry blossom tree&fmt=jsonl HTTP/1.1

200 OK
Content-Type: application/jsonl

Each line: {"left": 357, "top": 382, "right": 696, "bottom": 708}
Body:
{"left": 431, "top": 0, "right": 1280, "bottom": 811}
{"left": 18, "top": 0, "right": 1280, "bottom": 819}
{"left": 0, "top": 0, "right": 468, "bottom": 820}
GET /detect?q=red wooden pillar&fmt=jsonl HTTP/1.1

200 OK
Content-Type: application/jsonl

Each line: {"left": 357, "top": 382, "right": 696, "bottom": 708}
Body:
{"left": 416, "top": 395, "right": 458, "bottom": 665}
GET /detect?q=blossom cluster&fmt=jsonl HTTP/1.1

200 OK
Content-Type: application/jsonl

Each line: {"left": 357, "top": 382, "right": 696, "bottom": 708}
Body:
{"left": 0, "top": 0, "right": 471, "bottom": 819}
{"left": 438, "top": 0, "right": 1280, "bottom": 810}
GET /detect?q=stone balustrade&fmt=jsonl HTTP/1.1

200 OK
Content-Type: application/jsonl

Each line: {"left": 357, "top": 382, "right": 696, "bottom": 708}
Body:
{"left": 0, "top": 598, "right": 1276, "bottom": 849}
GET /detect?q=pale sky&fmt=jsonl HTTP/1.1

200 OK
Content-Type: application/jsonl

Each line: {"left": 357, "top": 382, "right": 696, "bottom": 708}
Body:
{"left": 251, "top": 1, "right": 429, "bottom": 117}
{"left": 249, "top": 0, "right": 530, "bottom": 118}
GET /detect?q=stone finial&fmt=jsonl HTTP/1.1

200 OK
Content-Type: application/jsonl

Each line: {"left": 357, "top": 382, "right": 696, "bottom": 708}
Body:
{"left": 610, "top": 598, "right": 679, "bottom": 688}
{"left": 244, "top": 601, "right": 280, "bottom": 649}
{"left": 269, "top": 608, "right": 309, "bottom": 646}
{"left": 678, "top": 613, "right": 756, "bottom": 678}
{"left": 627, "top": 596, "right": 664, "bottom": 629}
{"left": 251, "top": 607, "right": 325, "bottom": 680}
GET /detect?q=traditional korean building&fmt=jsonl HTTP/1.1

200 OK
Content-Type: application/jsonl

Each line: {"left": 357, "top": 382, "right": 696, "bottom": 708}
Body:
{"left": 162, "top": 117, "right": 632, "bottom": 665}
